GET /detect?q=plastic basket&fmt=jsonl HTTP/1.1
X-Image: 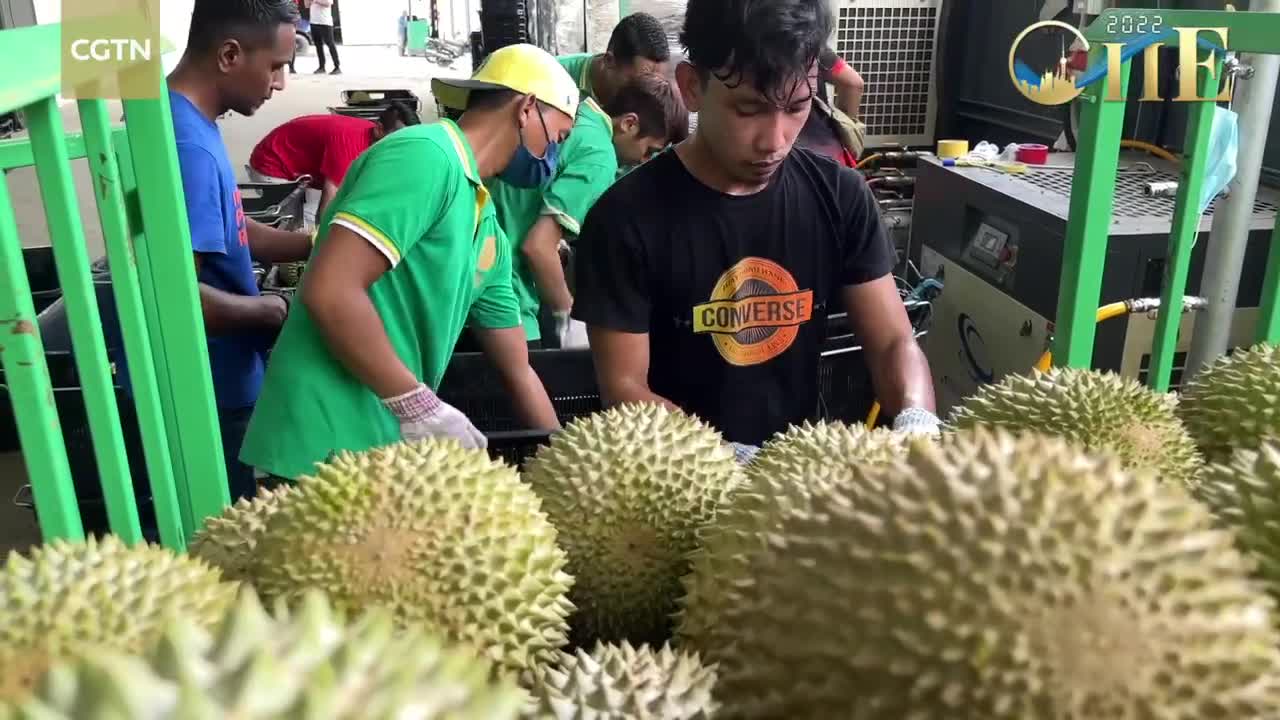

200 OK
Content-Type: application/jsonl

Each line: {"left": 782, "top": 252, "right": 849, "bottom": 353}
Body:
{"left": 438, "top": 348, "right": 601, "bottom": 434}
{"left": 340, "top": 89, "right": 421, "bottom": 109}
{"left": 3, "top": 286, "right": 160, "bottom": 539}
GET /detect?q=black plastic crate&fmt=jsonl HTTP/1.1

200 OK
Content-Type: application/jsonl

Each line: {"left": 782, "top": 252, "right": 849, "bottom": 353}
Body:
{"left": 2, "top": 283, "right": 161, "bottom": 539}
{"left": 340, "top": 89, "right": 421, "bottom": 110}
{"left": 438, "top": 349, "right": 601, "bottom": 434}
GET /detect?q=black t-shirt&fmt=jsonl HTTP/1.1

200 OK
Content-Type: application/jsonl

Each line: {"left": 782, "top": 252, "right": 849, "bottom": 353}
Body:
{"left": 571, "top": 148, "right": 895, "bottom": 446}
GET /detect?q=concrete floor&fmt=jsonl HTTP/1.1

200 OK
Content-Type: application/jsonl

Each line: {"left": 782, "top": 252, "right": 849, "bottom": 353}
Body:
{"left": 1, "top": 44, "right": 466, "bottom": 554}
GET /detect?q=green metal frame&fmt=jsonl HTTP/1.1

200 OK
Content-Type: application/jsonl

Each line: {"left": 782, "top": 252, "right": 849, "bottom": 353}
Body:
{"left": 0, "top": 22, "right": 228, "bottom": 549}
{"left": 1054, "top": 8, "right": 1280, "bottom": 382}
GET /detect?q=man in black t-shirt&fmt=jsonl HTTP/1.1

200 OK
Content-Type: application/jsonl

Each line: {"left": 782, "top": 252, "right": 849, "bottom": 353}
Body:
{"left": 571, "top": 0, "right": 939, "bottom": 452}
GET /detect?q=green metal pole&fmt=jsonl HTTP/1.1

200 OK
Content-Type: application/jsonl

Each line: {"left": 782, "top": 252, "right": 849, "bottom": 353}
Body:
{"left": 79, "top": 99, "right": 187, "bottom": 550}
{"left": 111, "top": 130, "right": 194, "bottom": 533}
{"left": 0, "top": 173, "right": 84, "bottom": 542}
{"left": 1146, "top": 58, "right": 1222, "bottom": 392}
{"left": 121, "top": 71, "right": 231, "bottom": 536}
{"left": 26, "top": 96, "right": 142, "bottom": 543}
{"left": 1052, "top": 56, "right": 1132, "bottom": 368}
{"left": 1259, "top": 213, "right": 1280, "bottom": 344}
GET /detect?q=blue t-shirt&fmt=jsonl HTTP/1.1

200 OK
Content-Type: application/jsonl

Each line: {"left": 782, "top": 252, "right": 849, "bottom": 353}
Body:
{"left": 169, "top": 90, "right": 264, "bottom": 410}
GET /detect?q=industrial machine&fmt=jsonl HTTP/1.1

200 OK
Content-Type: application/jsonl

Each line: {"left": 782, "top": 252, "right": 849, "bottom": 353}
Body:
{"left": 828, "top": 0, "right": 946, "bottom": 149}
{"left": 912, "top": 153, "right": 1279, "bottom": 415}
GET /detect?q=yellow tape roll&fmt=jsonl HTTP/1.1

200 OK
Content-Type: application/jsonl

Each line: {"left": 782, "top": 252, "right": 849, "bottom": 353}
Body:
{"left": 937, "top": 139, "right": 969, "bottom": 159}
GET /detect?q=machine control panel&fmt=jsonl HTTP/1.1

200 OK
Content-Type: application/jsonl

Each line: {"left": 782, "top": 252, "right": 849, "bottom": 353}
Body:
{"left": 959, "top": 215, "right": 1020, "bottom": 288}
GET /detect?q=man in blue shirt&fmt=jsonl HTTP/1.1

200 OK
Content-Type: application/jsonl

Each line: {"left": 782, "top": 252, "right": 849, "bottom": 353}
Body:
{"left": 165, "top": 0, "right": 314, "bottom": 500}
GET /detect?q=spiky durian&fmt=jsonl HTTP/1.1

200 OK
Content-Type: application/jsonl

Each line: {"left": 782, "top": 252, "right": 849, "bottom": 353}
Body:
{"left": 251, "top": 438, "right": 574, "bottom": 678}
{"left": 0, "top": 535, "right": 237, "bottom": 704}
{"left": 1179, "top": 342, "right": 1280, "bottom": 461}
{"left": 1197, "top": 441, "right": 1280, "bottom": 603}
{"left": 526, "top": 641, "right": 718, "bottom": 720}
{"left": 521, "top": 403, "right": 743, "bottom": 647}
{"left": 676, "top": 421, "right": 911, "bottom": 650}
{"left": 702, "top": 427, "right": 1280, "bottom": 719}
{"left": 948, "top": 367, "right": 1202, "bottom": 484}
{"left": 16, "top": 587, "right": 524, "bottom": 719}
{"left": 189, "top": 483, "right": 295, "bottom": 582}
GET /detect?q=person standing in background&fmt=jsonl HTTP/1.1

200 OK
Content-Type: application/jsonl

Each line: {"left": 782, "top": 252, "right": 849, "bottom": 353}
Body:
{"left": 307, "top": 0, "right": 341, "bottom": 74}
{"left": 483, "top": 72, "right": 688, "bottom": 350}
{"left": 399, "top": 10, "right": 410, "bottom": 56}
{"left": 558, "top": 12, "right": 671, "bottom": 106}
{"left": 796, "top": 47, "right": 867, "bottom": 166}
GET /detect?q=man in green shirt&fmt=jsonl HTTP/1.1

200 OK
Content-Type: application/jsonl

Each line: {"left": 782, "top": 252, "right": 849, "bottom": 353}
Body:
{"left": 240, "top": 43, "right": 580, "bottom": 480}
{"left": 483, "top": 72, "right": 688, "bottom": 348}
{"left": 558, "top": 12, "right": 671, "bottom": 105}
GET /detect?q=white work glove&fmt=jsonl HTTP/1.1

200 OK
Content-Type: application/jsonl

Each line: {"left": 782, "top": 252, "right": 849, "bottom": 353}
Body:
{"left": 730, "top": 442, "right": 761, "bottom": 466}
{"left": 892, "top": 407, "right": 942, "bottom": 437}
{"left": 554, "top": 310, "right": 590, "bottom": 349}
{"left": 381, "top": 383, "right": 488, "bottom": 450}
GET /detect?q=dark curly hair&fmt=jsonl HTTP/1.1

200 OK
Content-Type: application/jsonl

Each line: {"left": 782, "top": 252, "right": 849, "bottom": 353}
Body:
{"left": 680, "top": 0, "right": 831, "bottom": 105}
{"left": 378, "top": 100, "right": 421, "bottom": 130}
{"left": 607, "top": 12, "right": 671, "bottom": 64}
{"left": 187, "top": 0, "right": 299, "bottom": 54}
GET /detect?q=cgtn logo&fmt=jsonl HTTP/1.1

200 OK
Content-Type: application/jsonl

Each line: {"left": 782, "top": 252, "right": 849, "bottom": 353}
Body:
{"left": 69, "top": 37, "right": 152, "bottom": 63}
{"left": 1008, "top": 18, "right": 1233, "bottom": 106}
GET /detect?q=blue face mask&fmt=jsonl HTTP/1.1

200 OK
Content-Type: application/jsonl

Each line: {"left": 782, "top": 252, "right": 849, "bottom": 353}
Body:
{"left": 1198, "top": 105, "right": 1239, "bottom": 215}
{"left": 499, "top": 109, "right": 559, "bottom": 189}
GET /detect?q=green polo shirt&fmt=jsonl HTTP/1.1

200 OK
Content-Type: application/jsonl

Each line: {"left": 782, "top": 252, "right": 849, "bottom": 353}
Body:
{"left": 240, "top": 120, "right": 520, "bottom": 479}
{"left": 557, "top": 53, "right": 596, "bottom": 100}
{"left": 488, "top": 97, "right": 617, "bottom": 341}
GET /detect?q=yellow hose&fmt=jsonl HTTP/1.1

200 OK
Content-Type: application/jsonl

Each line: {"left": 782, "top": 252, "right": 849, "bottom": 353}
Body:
{"left": 1120, "top": 140, "right": 1178, "bottom": 164}
{"left": 856, "top": 153, "right": 883, "bottom": 169}
{"left": 867, "top": 301, "right": 1131, "bottom": 429}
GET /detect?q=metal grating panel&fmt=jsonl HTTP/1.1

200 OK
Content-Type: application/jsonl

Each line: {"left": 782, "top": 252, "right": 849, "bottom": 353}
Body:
{"left": 1018, "top": 168, "right": 1279, "bottom": 222}
{"left": 831, "top": 0, "right": 943, "bottom": 149}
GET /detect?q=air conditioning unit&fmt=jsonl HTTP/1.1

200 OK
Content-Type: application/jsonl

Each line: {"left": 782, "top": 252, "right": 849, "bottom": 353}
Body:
{"left": 829, "top": 0, "right": 945, "bottom": 149}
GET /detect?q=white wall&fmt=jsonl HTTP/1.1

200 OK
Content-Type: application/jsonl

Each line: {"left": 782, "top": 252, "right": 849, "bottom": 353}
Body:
{"left": 32, "top": 0, "right": 56, "bottom": 24}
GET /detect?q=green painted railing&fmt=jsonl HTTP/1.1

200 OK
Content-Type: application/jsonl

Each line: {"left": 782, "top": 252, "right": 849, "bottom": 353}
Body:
{"left": 1054, "top": 8, "right": 1280, "bottom": 385}
{"left": 0, "top": 22, "right": 229, "bottom": 550}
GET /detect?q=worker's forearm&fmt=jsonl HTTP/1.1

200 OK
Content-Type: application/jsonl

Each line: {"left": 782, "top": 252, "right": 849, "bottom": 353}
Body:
{"left": 198, "top": 284, "right": 285, "bottom": 335}
{"left": 303, "top": 286, "right": 420, "bottom": 399}
{"left": 868, "top": 335, "right": 935, "bottom": 417}
{"left": 522, "top": 219, "right": 573, "bottom": 312}
{"left": 600, "top": 377, "right": 679, "bottom": 412}
{"left": 503, "top": 363, "right": 561, "bottom": 430}
{"left": 248, "top": 218, "right": 312, "bottom": 264}
{"left": 835, "top": 87, "right": 863, "bottom": 119}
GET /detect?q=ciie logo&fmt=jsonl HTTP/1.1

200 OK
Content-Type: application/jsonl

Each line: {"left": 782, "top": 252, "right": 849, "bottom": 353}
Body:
{"left": 69, "top": 37, "right": 152, "bottom": 63}
{"left": 1008, "top": 19, "right": 1232, "bottom": 106}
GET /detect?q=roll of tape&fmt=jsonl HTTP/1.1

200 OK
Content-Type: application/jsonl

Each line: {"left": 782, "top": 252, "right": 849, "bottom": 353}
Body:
{"left": 937, "top": 139, "right": 969, "bottom": 159}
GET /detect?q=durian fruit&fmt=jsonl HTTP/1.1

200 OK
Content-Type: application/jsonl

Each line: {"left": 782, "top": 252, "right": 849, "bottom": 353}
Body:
{"left": 521, "top": 403, "right": 743, "bottom": 646}
{"left": 676, "top": 421, "right": 910, "bottom": 650}
{"left": 525, "top": 641, "right": 718, "bottom": 720}
{"left": 745, "top": 420, "right": 910, "bottom": 477}
{"left": 1197, "top": 440, "right": 1280, "bottom": 604}
{"left": 704, "top": 427, "right": 1280, "bottom": 719}
{"left": 1179, "top": 342, "right": 1280, "bottom": 462}
{"left": 17, "top": 587, "right": 525, "bottom": 719}
{"left": 949, "top": 367, "right": 1203, "bottom": 485}
{"left": 0, "top": 535, "right": 237, "bottom": 704}
{"left": 252, "top": 438, "right": 574, "bottom": 678}
{"left": 189, "top": 483, "right": 294, "bottom": 582}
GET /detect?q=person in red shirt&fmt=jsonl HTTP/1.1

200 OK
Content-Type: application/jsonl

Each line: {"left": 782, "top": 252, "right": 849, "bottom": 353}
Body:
{"left": 246, "top": 102, "right": 419, "bottom": 228}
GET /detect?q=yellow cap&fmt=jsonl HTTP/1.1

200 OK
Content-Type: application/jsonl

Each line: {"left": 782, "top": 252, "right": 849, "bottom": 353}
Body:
{"left": 431, "top": 44, "right": 579, "bottom": 119}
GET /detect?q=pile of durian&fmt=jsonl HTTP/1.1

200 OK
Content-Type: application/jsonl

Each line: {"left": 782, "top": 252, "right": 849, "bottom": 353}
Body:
{"left": 2, "top": 342, "right": 1280, "bottom": 719}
